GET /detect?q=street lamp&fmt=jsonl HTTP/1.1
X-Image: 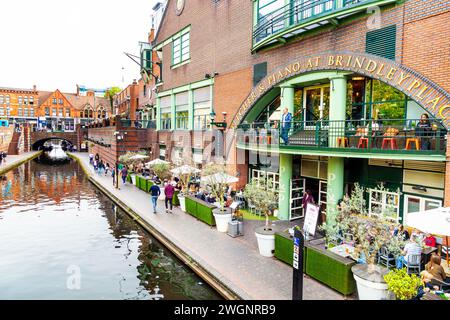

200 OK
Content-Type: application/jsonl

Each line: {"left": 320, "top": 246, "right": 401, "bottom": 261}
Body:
{"left": 113, "top": 131, "right": 127, "bottom": 189}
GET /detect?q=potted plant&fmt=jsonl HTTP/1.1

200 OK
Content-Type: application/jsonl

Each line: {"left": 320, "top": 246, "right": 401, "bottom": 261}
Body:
{"left": 244, "top": 180, "right": 278, "bottom": 257}
{"left": 118, "top": 151, "right": 149, "bottom": 186}
{"left": 201, "top": 163, "right": 234, "bottom": 233}
{"left": 384, "top": 268, "right": 422, "bottom": 300}
{"left": 174, "top": 166, "right": 197, "bottom": 212}
{"left": 151, "top": 162, "right": 172, "bottom": 200}
{"left": 321, "top": 183, "right": 405, "bottom": 299}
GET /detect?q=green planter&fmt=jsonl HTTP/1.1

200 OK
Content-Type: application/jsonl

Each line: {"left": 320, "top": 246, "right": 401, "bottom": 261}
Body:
{"left": 185, "top": 195, "right": 216, "bottom": 226}
{"left": 172, "top": 190, "right": 180, "bottom": 206}
{"left": 146, "top": 180, "right": 154, "bottom": 192}
{"left": 275, "top": 231, "right": 306, "bottom": 269}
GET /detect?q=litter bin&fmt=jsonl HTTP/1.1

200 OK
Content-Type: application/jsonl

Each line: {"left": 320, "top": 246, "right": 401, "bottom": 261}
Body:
{"left": 227, "top": 219, "right": 244, "bottom": 238}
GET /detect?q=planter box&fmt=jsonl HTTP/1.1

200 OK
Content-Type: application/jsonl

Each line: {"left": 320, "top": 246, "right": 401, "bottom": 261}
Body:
{"left": 185, "top": 195, "right": 216, "bottom": 226}
{"left": 305, "top": 240, "right": 356, "bottom": 296}
{"left": 275, "top": 231, "right": 306, "bottom": 269}
{"left": 172, "top": 190, "right": 180, "bottom": 206}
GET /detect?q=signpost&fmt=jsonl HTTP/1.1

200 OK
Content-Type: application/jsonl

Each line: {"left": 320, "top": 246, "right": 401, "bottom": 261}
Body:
{"left": 292, "top": 226, "right": 304, "bottom": 300}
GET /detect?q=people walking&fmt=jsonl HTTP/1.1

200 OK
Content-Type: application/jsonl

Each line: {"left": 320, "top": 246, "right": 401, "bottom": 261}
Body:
{"left": 89, "top": 153, "right": 94, "bottom": 165}
{"left": 150, "top": 183, "right": 161, "bottom": 214}
{"left": 121, "top": 166, "right": 128, "bottom": 185}
{"left": 105, "top": 163, "right": 110, "bottom": 176}
{"left": 164, "top": 181, "right": 175, "bottom": 213}
{"left": 93, "top": 159, "right": 98, "bottom": 174}
{"left": 111, "top": 166, "right": 116, "bottom": 186}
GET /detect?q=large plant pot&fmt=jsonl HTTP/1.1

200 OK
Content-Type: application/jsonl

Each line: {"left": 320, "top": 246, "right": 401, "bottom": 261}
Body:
{"left": 254, "top": 226, "right": 276, "bottom": 257}
{"left": 351, "top": 264, "right": 393, "bottom": 300}
{"left": 130, "top": 174, "right": 136, "bottom": 185}
{"left": 179, "top": 195, "right": 186, "bottom": 212}
{"left": 213, "top": 208, "right": 232, "bottom": 233}
{"left": 158, "top": 187, "right": 165, "bottom": 200}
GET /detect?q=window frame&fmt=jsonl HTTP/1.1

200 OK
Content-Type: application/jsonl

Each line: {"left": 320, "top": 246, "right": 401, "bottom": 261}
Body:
{"left": 368, "top": 188, "right": 400, "bottom": 222}
{"left": 172, "top": 32, "right": 190, "bottom": 66}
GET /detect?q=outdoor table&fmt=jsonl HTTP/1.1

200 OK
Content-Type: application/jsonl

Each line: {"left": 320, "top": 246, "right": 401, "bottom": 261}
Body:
{"left": 328, "top": 243, "right": 355, "bottom": 259}
{"left": 421, "top": 245, "right": 438, "bottom": 268}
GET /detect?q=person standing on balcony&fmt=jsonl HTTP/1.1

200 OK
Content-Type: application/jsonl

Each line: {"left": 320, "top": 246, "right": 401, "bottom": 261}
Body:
{"left": 415, "top": 113, "right": 432, "bottom": 150}
{"left": 280, "top": 108, "right": 292, "bottom": 145}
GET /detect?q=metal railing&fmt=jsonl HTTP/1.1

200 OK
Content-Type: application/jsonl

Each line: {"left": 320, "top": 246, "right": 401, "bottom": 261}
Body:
{"left": 160, "top": 118, "right": 172, "bottom": 130}
{"left": 237, "top": 119, "right": 448, "bottom": 154}
{"left": 120, "top": 119, "right": 156, "bottom": 129}
{"left": 254, "top": 0, "right": 374, "bottom": 45}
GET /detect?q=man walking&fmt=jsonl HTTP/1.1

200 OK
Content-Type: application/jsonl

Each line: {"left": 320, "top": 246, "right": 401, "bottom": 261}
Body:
{"left": 150, "top": 183, "right": 161, "bottom": 214}
{"left": 164, "top": 181, "right": 175, "bottom": 213}
{"left": 280, "top": 108, "right": 292, "bottom": 145}
{"left": 121, "top": 166, "right": 128, "bottom": 185}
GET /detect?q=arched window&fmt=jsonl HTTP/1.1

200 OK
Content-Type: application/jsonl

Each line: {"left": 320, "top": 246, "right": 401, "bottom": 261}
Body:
{"left": 83, "top": 105, "right": 93, "bottom": 118}
{"left": 97, "top": 105, "right": 106, "bottom": 118}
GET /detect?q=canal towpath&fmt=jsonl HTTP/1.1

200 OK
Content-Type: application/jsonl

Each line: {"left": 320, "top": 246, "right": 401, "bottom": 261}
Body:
{"left": 0, "top": 151, "right": 42, "bottom": 175}
{"left": 70, "top": 152, "right": 346, "bottom": 300}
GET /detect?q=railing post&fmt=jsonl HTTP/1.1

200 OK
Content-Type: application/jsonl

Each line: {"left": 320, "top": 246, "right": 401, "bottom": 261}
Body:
{"left": 368, "top": 120, "right": 372, "bottom": 150}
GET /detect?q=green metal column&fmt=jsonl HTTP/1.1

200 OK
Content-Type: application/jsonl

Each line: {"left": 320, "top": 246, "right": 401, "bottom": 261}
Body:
{"left": 278, "top": 153, "right": 292, "bottom": 221}
{"left": 188, "top": 89, "right": 194, "bottom": 130}
{"left": 171, "top": 94, "right": 176, "bottom": 131}
{"left": 156, "top": 97, "right": 161, "bottom": 131}
{"left": 327, "top": 73, "right": 346, "bottom": 224}
{"left": 280, "top": 84, "right": 295, "bottom": 115}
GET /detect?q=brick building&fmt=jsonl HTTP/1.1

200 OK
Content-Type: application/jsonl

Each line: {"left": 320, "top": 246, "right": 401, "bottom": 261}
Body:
{"left": 145, "top": 0, "right": 450, "bottom": 224}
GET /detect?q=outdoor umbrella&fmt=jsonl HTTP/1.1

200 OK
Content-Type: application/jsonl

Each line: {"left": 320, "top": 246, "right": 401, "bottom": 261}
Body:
{"left": 129, "top": 154, "right": 149, "bottom": 160}
{"left": 146, "top": 158, "right": 169, "bottom": 166}
{"left": 201, "top": 173, "right": 239, "bottom": 184}
{"left": 406, "top": 207, "right": 450, "bottom": 264}
{"left": 170, "top": 165, "right": 200, "bottom": 176}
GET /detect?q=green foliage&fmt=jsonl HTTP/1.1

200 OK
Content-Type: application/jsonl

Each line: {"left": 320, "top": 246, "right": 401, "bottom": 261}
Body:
{"left": 244, "top": 180, "right": 278, "bottom": 230}
{"left": 201, "top": 163, "right": 229, "bottom": 211}
{"left": 104, "top": 86, "right": 122, "bottom": 113}
{"left": 118, "top": 151, "right": 148, "bottom": 165}
{"left": 152, "top": 163, "right": 172, "bottom": 181}
{"left": 384, "top": 268, "right": 422, "bottom": 300}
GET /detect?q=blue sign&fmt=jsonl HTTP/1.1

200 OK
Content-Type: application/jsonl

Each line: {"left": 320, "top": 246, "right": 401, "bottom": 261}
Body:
{"left": 293, "top": 237, "right": 300, "bottom": 246}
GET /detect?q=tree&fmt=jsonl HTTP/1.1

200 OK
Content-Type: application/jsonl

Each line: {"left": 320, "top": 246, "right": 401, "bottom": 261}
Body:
{"left": 244, "top": 180, "right": 278, "bottom": 231}
{"left": 104, "top": 87, "right": 122, "bottom": 114}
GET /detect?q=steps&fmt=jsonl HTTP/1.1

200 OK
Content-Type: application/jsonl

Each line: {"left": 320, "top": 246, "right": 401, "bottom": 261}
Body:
{"left": 7, "top": 130, "right": 21, "bottom": 155}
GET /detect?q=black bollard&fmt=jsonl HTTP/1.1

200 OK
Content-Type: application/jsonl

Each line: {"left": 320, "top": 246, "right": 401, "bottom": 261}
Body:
{"left": 292, "top": 226, "right": 304, "bottom": 300}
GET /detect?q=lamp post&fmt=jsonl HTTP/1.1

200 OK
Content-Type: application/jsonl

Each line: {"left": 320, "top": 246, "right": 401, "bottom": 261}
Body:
{"left": 114, "top": 131, "right": 127, "bottom": 189}
{"left": 210, "top": 111, "right": 227, "bottom": 162}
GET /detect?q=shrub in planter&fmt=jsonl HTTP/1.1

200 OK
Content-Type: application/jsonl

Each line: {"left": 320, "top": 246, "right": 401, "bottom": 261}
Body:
{"left": 384, "top": 268, "right": 422, "bottom": 300}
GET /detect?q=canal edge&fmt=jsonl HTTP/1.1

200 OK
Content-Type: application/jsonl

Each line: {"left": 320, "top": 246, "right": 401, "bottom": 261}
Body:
{"left": 0, "top": 151, "right": 43, "bottom": 175}
{"left": 68, "top": 152, "right": 243, "bottom": 300}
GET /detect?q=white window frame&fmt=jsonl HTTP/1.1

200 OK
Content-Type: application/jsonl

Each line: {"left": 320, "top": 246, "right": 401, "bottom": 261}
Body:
{"left": 404, "top": 195, "right": 442, "bottom": 216}
{"left": 172, "top": 32, "right": 190, "bottom": 66}
{"left": 369, "top": 188, "right": 400, "bottom": 222}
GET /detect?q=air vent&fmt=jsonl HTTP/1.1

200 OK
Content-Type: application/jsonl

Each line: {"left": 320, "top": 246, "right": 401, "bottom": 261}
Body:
{"left": 404, "top": 161, "right": 445, "bottom": 173}
{"left": 366, "top": 25, "right": 396, "bottom": 60}
{"left": 369, "top": 158, "right": 403, "bottom": 168}
{"left": 253, "top": 62, "right": 267, "bottom": 86}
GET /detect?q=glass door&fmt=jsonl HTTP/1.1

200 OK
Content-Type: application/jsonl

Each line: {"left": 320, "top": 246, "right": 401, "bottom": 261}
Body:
{"left": 319, "top": 180, "right": 327, "bottom": 212}
{"left": 290, "top": 178, "right": 305, "bottom": 220}
{"left": 303, "top": 85, "right": 330, "bottom": 128}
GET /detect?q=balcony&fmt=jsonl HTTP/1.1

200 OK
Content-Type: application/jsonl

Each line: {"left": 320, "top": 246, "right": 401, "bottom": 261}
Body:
{"left": 236, "top": 119, "right": 448, "bottom": 161}
{"left": 253, "top": 0, "right": 397, "bottom": 51}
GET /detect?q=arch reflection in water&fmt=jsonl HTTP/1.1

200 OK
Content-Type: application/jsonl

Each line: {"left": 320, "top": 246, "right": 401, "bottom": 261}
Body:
{"left": 0, "top": 159, "right": 221, "bottom": 300}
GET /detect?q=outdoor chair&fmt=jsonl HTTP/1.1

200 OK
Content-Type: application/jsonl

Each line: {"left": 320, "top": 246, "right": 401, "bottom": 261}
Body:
{"left": 406, "top": 254, "right": 422, "bottom": 274}
{"left": 429, "top": 278, "right": 450, "bottom": 293}
{"left": 342, "top": 233, "right": 355, "bottom": 246}
{"left": 377, "top": 246, "right": 396, "bottom": 268}
{"left": 247, "top": 201, "right": 262, "bottom": 217}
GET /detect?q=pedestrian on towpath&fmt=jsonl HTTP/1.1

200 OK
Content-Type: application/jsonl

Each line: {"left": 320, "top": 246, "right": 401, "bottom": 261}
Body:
{"left": 150, "top": 183, "right": 161, "bottom": 214}
{"left": 121, "top": 166, "right": 128, "bottom": 185}
{"left": 164, "top": 181, "right": 175, "bottom": 213}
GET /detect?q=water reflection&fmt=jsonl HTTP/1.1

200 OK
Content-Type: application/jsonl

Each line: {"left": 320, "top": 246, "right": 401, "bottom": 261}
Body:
{"left": 0, "top": 159, "right": 221, "bottom": 300}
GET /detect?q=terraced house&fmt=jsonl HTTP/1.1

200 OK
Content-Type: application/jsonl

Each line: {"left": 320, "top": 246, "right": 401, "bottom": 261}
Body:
{"left": 149, "top": 0, "right": 450, "bottom": 223}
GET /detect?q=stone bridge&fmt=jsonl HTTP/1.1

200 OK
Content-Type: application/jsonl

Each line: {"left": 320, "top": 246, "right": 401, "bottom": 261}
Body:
{"left": 30, "top": 131, "right": 80, "bottom": 150}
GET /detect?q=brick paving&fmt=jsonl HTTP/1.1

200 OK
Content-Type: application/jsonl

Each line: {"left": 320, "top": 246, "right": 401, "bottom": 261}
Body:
{"left": 73, "top": 152, "right": 348, "bottom": 300}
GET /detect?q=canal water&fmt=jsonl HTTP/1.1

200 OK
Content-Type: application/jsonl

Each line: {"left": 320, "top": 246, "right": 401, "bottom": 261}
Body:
{"left": 0, "top": 155, "right": 222, "bottom": 300}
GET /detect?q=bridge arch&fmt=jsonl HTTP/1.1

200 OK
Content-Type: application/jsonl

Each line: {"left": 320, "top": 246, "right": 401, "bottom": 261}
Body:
{"left": 30, "top": 131, "right": 78, "bottom": 151}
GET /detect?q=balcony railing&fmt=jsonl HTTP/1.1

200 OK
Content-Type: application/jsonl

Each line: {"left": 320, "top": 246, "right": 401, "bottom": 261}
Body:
{"left": 253, "top": 0, "right": 389, "bottom": 48}
{"left": 120, "top": 119, "right": 156, "bottom": 129}
{"left": 237, "top": 119, "right": 448, "bottom": 155}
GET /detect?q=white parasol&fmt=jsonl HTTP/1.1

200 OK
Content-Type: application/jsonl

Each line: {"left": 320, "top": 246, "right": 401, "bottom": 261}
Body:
{"left": 146, "top": 158, "right": 169, "bottom": 166}
{"left": 201, "top": 173, "right": 239, "bottom": 184}
{"left": 129, "top": 154, "right": 149, "bottom": 160}
{"left": 406, "top": 207, "right": 450, "bottom": 263}
{"left": 170, "top": 165, "right": 200, "bottom": 176}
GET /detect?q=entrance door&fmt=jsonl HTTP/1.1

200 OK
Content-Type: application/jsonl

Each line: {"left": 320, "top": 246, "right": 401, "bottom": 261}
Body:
{"left": 290, "top": 178, "right": 305, "bottom": 220}
{"left": 303, "top": 85, "right": 330, "bottom": 127}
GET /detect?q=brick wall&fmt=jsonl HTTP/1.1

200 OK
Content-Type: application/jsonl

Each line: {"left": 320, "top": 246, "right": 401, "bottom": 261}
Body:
{"left": 0, "top": 126, "right": 14, "bottom": 153}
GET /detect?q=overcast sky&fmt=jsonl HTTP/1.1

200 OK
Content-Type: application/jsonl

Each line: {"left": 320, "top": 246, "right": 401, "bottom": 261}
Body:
{"left": 0, "top": 0, "right": 157, "bottom": 93}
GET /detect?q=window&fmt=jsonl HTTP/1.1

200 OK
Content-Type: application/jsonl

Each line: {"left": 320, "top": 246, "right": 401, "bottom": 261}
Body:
{"left": 65, "top": 108, "right": 70, "bottom": 117}
{"left": 175, "top": 92, "right": 189, "bottom": 129}
{"left": 45, "top": 107, "right": 50, "bottom": 116}
{"left": 52, "top": 108, "right": 57, "bottom": 116}
{"left": 0, "top": 95, "right": 3, "bottom": 104}
{"left": 405, "top": 195, "right": 442, "bottom": 216}
{"left": 0, "top": 107, "right": 4, "bottom": 116}
{"left": 366, "top": 25, "right": 397, "bottom": 60}
{"left": 29, "top": 96, "right": 34, "bottom": 105}
{"left": 18, "top": 107, "right": 22, "bottom": 116}
{"left": 172, "top": 32, "right": 190, "bottom": 65}
{"left": 59, "top": 99, "right": 63, "bottom": 105}
{"left": 5, "top": 95, "right": 10, "bottom": 105}
{"left": 58, "top": 108, "right": 63, "bottom": 117}
{"left": 160, "top": 96, "right": 172, "bottom": 130}
{"left": 52, "top": 98, "right": 57, "bottom": 105}
{"left": 159, "top": 145, "right": 166, "bottom": 160}
{"left": 23, "top": 107, "right": 28, "bottom": 117}
{"left": 193, "top": 87, "right": 212, "bottom": 130}
{"left": 30, "top": 108, "right": 35, "bottom": 117}
{"left": 24, "top": 96, "right": 28, "bottom": 105}
{"left": 369, "top": 189, "right": 400, "bottom": 222}
{"left": 18, "top": 96, "right": 23, "bottom": 105}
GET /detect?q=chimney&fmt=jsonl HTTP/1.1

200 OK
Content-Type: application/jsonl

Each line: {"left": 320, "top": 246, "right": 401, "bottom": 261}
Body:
{"left": 33, "top": 85, "right": 36, "bottom": 92}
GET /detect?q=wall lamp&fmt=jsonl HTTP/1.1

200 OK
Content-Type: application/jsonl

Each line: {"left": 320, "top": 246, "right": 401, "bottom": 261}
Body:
{"left": 412, "top": 185, "right": 427, "bottom": 192}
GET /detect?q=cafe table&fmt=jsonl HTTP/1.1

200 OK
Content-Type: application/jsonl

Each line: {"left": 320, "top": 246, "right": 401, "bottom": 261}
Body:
{"left": 328, "top": 243, "right": 355, "bottom": 259}
{"left": 422, "top": 245, "right": 438, "bottom": 268}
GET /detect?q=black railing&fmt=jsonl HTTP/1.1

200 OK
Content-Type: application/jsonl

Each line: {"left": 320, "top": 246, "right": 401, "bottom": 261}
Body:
{"left": 237, "top": 119, "right": 448, "bottom": 154}
{"left": 253, "top": 0, "right": 378, "bottom": 45}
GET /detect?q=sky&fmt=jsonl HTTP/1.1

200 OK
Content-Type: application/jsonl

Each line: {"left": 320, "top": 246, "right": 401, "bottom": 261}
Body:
{"left": 0, "top": 0, "right": 157, "bottom": 93}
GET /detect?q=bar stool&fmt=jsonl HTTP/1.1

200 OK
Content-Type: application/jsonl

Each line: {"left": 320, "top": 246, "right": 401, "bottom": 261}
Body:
{"left": 381, "top": 138, "right": 398, "bottom": 150}
{"left": 405, "top": 138, "right": 420, "bottom": 150}
{"left": 337, "top": 137, "right": 349, "bottom": 148}
{"left": 357, "top": 137, "right": 369, "bottom": 149}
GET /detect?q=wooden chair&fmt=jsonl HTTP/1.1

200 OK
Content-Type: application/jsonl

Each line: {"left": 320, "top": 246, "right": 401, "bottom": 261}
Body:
{"left": 405, "top": 138, "right": 420, "bottom": 150}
